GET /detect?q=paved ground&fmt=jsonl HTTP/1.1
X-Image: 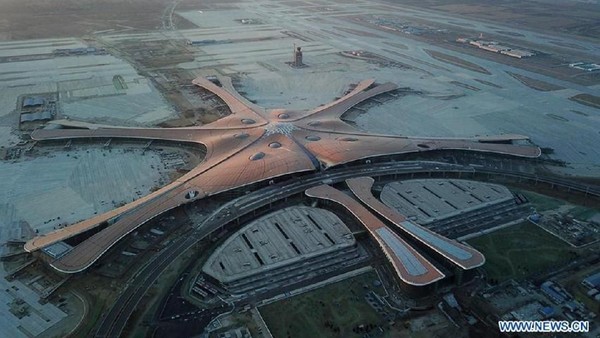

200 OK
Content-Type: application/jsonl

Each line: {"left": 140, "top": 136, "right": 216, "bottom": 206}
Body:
{"left": 168, "top": 0, "right": 600, "bottom": 175}
{"left": 0, "top": 38, "right": 176, "bottom": 125}
{"left": 0, "top": 146, "right": 180, "bottom": 242}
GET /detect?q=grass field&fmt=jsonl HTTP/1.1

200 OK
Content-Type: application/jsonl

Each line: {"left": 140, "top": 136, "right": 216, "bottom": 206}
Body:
{"left": 519, "top": 190, "right": 564, "bottom": 211}
{"left": 468, "top": 222, "right": 574, "bottom": 282}
{"left": 520, "top": 190, "right": 599, "bottom": 220}
{"left": 260, "top": 271, "right": 388, "bottom": 338}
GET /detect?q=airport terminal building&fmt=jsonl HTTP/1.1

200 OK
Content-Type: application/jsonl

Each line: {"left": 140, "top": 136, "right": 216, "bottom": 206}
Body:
{"left": 202, "top": 207, "right": 365, "bottom": 296}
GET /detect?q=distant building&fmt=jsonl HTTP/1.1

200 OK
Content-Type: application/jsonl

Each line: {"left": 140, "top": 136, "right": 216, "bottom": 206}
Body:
{"left": 541, "top": 281, "right": 567, "bottom": 304}
{"left": 501, "top": 49, "right": 535, "bottom": 59}
{"left": 293, "top": 46, "right": 303, "bottom": 67}
{"left": 22, "top": 96, "right": 45, "bottom": 108}
{"left": 539, "top": 306, "right": 555, "bottom": 318}
{"left": 217, "top": 327, "right": 252, "bottom": 338}
{"left": 202, "top": 207, "right": 362, "bottom": 296}
{"left": 20, "top": 111, "right": 52, "bottom": 123}
{"left": 570, "top": 62, "right": 600, "bottom": 72}
{"left": 510, "top": 301, "right": 544, "bottom": 321}
{"left": 468, "top": 40, "right": 534, "bottom": 58}
{"left": 583, "top": 271, "right": 600, "bottom": 289}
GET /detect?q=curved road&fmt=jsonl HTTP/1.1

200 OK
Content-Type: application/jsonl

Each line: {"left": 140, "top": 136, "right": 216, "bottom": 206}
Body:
{"left": 94, "top": 160, "right": 599, "bottom": 337}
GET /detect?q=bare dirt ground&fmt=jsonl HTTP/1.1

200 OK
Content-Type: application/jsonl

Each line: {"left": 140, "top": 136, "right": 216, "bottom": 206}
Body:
{"left": 570, "top": 93, "right": 600, "bottom": 109}
{"left": 2, "top": 0, "right": 598, "bottom": 42}
{"left": 0, "top": 0, "right": 200, "bottom": 41}
{"left": 383, "top": 0, "right": 600, "bottom": 41}
{"left": 424, "top": 49, "right": 490, "bottom": 74}
{"left": 507, "top": 72, "right": 565, "bottom": 92}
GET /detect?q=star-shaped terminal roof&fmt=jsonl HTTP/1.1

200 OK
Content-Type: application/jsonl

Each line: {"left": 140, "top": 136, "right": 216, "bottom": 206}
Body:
{"left": 24, "top": 76, "right": 541, "bottom": 273}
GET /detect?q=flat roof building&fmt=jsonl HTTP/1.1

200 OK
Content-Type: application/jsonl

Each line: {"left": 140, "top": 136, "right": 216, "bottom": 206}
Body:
{"left": 381, "top": 179, "right": 525, "bottom": 238}
{"left": 501, "top": 49, "right": 534, "bottom": 58}
{"left": 569, "top": 62, "right": 600, "bottom": 72}
{"left": 583, "top": 271, "right": 600, "bottom": 289}
{"left": 20, "top": 111, "right": 52, "bottom": 123}
{"left": 202, "top": 206, "right": 362, "bottom": 295}
{"left": 22, "top": 96, "right": 45, "bottom": 108}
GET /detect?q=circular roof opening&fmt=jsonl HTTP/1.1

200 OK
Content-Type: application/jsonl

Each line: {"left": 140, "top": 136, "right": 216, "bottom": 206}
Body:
{"left": 417, "top": 143, "right": 430, "bottom": 149}
{"left": 339, "top": 137, "right": 358, "bottom": 142}
{"left": 307, "top": 121, "right": 321, "bottom": 127}
{"left": 241, "top": 118, "right": 256, "bottom": 125}
{"left": 249, "top": 152, "right": 266, "bottom": 160}
{"left": 234, "top": 133, "right": 249, "bottom": 139}
{"left": 305, "top": 135, "right": 321, "bottom": 141}
{"left": 278, "top": 113, "right": 290, "bottom": 119}
{"left": 269, "top": 142, "right": 282, "bottom": 148}
{"left": 185, "top": 190, "right": 199, "bottom": 199}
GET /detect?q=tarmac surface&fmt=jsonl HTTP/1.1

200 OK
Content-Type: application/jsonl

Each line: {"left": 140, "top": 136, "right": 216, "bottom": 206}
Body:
{"left": 171, "top": 0, "right": 600, "bottom": 175}
{"left": 0, "top": 146, "right": 179, "bottom": 244}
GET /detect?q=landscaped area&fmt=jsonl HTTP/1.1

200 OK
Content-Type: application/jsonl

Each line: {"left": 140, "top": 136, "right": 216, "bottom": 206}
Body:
{"left": 468, "top": 222, "right": 575, "bottom": 282}
{"left": 520, "top": 190, "right": 599, "bottom": 220}
{"left": 260, "top": 271, "right": 390, "bottom": 338}
{"left": 520, "top": 190, "right": 566, "bottom": 211}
